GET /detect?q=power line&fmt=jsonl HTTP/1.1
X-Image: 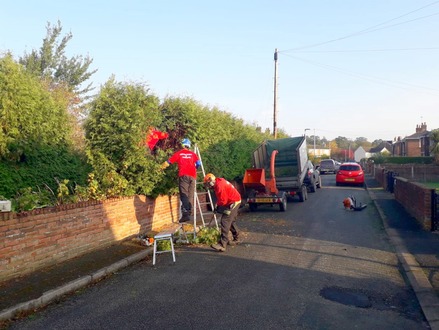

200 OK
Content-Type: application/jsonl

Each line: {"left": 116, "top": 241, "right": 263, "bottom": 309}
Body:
{"left": 282, "top": 53, "right": 439, "bottom": 95}
{"left": 290, "top": 47, "right": 439, "bottom": 53}
{"left": 281, "top": 1, "right": 439, "bottom": 52}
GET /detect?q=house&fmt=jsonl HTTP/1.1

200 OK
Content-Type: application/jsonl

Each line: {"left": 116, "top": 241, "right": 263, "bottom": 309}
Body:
{"left": 354, "top": 141, "right": 392, "bottom": 162}
{"left": 369, "top": 141, "right": 393, "bottom": 155}
{"left": 309, "top": 147, "right": 331, "bottom": 158}
{"left": 354, "top": 146, "right": 366, "bottom": 162}
{"left": 392, "top": 122, "right": 431, "bottom": 157}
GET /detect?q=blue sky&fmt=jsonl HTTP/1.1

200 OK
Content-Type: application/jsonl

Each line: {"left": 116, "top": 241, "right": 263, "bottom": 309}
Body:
{"left": 1, "top": 0, "right": 439, "bottom": 142}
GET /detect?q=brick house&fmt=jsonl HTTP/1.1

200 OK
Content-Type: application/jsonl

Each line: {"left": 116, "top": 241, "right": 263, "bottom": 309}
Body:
{"left": 392, "top": 122, "right": 431, "bottom": 157}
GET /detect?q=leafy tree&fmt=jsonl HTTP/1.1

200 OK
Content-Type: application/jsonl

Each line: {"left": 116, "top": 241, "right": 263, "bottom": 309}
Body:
{"left": 0, "top": 54, "right": 73, "bottom": 159}
{"left": 334, "top": 136, "right": 350, "bottom": 149}
{"left": 430, "top": 129, "right": 439, "bottom": 164}
{"left": 19, "top": 20, "right": 97, "bottom": 150}
{"left": 372, "top": 139, "right": 383, "bottom": 147}
{"left": 84, "top": 77, "right": 161, "bottom": 197}
{"left": 19, "top": 20, "right": 97, "bottom": 99}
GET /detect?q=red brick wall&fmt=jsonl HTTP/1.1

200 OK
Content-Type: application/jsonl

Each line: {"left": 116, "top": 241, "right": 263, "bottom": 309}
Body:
{"left": 0, "top": 195, "right": 180, "bottom": 282}
{"left": 406, "top": 140, "right": 421, "bottom": 157}
{"left": 393, "top": 177, "right": 433, "bottom": 230}
{"left": 374, "top": 164, "right": 439, "bottom": 182}
{"left": 373, "top": 165, "right": 434, "bottom": 230}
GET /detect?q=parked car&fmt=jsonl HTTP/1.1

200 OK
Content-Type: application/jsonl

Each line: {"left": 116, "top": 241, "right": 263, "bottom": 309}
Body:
{"left": 335, "top": 161, "right": 341, "bottom": 171}
{"left": 304, "top": 162, "right": 322, "bottom": 192}
{"left": 319, "top": 159, "right": 337, "bottom": 174}
{"left": 336, "top": 162, "right": 365, "bottom": 186}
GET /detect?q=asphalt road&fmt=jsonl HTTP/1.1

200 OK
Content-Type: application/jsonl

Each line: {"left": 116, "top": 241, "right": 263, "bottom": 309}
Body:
{"left": 9, "top": 175, "right": 430, "bottom": 329}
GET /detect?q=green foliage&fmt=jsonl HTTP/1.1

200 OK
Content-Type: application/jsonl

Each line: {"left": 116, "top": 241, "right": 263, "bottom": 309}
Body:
{"left": 157, "top": 97, "right": 272, "bottom": 182}
{"left": 157, "top": 239, "right": 172, "bottom": 251}
{"left": 370, "top": 155, "right": 434, "bottom": 165}
{"left": 431, "top": 129, "right": 439, "bottom": 164}
{"left": 193, "top": 227, "right": 221, "bottom": 245}
{"left": 0, "top": 143, "right": 91, "bottom": 200}
{"left": 19, "top": 20, "right": 97, "bottom": 98}
{"left": 85, "top": 77, "right": 162, "bottom": 197}
{"left": 0, "top": 55, "right": 74, "bottom": 159}
{"left": 12, "top": 187, "right": 52, "bottom": 212}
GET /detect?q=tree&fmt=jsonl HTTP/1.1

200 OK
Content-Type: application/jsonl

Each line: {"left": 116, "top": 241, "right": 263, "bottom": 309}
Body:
{"left": 19, "top": 20, "right": 97, "bottom": 99}
{"left": 19, "top": 21, "right": 98, "bottom": 150}
{"left": 430, "top": 129, "right": 439, "bottom": 164}
{"left": 0, "top": 54, "right": 73, "bottom": 159}
{"left": 372, "top": 139, "right": 383, "bottom": 147}
{"left": 334, "top": 136, "right": 350, "bottom": 150}
{"left": 84, "top": 77, "right": 161, "bottom": 197}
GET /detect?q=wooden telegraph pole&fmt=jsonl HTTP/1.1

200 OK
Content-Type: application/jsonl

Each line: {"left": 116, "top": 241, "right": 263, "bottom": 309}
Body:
{"left": 273, "top": 48, "right": 278, "bottom": 139}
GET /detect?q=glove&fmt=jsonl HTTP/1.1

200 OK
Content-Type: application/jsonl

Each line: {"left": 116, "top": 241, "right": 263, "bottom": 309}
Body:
{"left": 161, "top": 161, "right": 170, "bottom": 170}
{"left": 213, "top": 205, "right": 218, "bottom": 214}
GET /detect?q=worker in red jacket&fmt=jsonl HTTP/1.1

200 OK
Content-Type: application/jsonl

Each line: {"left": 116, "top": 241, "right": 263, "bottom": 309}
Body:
{"left": 203, "top": 173, "right": 242, "bottom": 252}
{"left": 162, "top": 138, "right": 200, "bottom": 223}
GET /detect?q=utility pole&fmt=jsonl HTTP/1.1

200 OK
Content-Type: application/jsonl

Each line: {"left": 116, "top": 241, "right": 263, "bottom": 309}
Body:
{"left": 313, "top": 129, "right": 316, "bottom": 157}
{"left": 273, "top": 48, "right": 278, "bottom": 139}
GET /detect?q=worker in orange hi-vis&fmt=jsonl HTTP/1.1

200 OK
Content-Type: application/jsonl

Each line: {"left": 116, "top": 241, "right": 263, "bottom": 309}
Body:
{"left": 161, "top": 138, "right": 200, "bottom": 223}
{"left": 203, "top": 173, "right": 242, "bottom": 252}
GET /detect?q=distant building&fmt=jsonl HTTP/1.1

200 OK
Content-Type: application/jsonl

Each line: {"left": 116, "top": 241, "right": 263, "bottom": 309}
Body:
{"left": 369, "top": 141, "right": 393, "bottom": 155}
{"left": 310, "top": 147, "right": 331, "bottom": 158}
{"left": 354, "top": 146, "right": 366, "bottom": 162}
{"left": 392, "top": 122, "right": 431, "bottom": 156}
{"left": 354, "top": 141, "right": 392, "bottom": 162}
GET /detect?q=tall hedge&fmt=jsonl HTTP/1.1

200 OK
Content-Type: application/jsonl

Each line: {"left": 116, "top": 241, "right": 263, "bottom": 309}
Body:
{"left": 0, "top": 55, "right": 89, "bottom": 199}
{"left": 84, "top": 78, "right": 162, "bottom": 197}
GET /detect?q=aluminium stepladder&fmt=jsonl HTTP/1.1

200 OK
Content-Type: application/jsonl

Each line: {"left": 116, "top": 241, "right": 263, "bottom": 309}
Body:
{"left": 180, "top": 144, "right": 219, "bottom": 240}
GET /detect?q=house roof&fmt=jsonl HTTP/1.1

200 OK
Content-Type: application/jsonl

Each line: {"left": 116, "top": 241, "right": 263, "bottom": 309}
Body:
{"left": 404, "top": 130, "right": 430, "bottom": 140}
{"left": 369, "top": 141, "right": 392, "bottom": 153}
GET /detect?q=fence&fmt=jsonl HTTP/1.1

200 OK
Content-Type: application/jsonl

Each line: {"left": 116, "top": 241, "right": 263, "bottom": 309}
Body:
{"left": 432, "top": 190, "right": 439, "bottom": 231}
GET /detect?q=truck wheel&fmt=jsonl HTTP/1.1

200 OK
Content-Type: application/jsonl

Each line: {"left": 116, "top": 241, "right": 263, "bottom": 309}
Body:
{"left": 249, "top": 203, "right": 257, "bottom": 212}
{"left": 279, "top": 196, "right": 287, "bottom": 212}
{"left": 310, "top": 179, "right": 317, "bottom": 193}
{"left": 299, "top": 185, "right": 307, "bottom": 202}
{"left": 317, "top": 176, "right": 322, "bottom": 188}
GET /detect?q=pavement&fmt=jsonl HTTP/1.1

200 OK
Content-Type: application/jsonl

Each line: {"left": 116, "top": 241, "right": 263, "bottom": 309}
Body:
{"left": 1, "top": 173, "right": 439, "bottom": 328}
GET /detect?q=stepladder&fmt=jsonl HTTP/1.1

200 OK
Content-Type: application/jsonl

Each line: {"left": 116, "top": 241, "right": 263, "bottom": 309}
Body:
{"left": 185, "top": 144, "right": 219, "bottom": 238}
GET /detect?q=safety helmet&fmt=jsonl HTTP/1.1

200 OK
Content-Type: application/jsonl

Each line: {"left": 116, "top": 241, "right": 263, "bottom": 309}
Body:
{"left": 181, "top": 138, "right": 191, "bottom": 148}
{"left": 203, "top": 173, "right": 216, "bottom": 187}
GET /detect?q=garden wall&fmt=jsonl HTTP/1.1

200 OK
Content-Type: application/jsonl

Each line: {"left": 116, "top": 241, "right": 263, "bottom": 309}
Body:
{"left": 373, "top": 165, "right": 434, "bottom": 230}
{"left": 373, "top": 163, "right": 439, "bottom": 182}
{"left": 0, "top": 195, "right": 180, "bottom": 282}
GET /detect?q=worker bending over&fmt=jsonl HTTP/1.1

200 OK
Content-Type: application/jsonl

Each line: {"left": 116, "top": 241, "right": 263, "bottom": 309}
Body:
{"left": 204, "top": 173, "right": 241, "bottom": 252}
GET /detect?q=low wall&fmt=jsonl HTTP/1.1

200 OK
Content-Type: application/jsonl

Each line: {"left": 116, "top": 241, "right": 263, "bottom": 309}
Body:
{"left": 373, "top": 164, "right": 439, "bottom": 182}
{"left": 0, "top": 194, "right": 180, "bottom": 282}
{"left": 393, "top": 177, "right": 433, "bottom": 230}
{"left": 373, "top": 165, "right": 433, "bottom": 230}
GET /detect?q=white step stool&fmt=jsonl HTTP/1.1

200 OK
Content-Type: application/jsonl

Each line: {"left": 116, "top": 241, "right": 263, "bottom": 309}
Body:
{"left": 152, "top": 224, "right": 182, "bottom": 266}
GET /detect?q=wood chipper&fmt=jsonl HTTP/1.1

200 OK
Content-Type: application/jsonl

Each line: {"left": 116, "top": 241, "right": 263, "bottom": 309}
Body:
{"left": 243, "top": 136, "right": 314, "bottom": 212}
{"left": 243, "top": 150, "right": 288, "bottom": 212}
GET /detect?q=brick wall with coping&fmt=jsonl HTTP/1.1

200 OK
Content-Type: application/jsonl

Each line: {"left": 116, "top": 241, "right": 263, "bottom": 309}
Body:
{"left": 393, "top": 177, "right": 433, "bottom": 230}
{"left": 373, "top": 165, "right": 434, "bottom": 230}
{"left": 0, "top": 194, "right": 180, "bottom": 282}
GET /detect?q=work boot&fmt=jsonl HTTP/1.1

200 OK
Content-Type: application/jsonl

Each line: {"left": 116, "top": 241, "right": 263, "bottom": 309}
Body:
{"left": 228, "top": 238, "right": 241, "bottom": 246}
{"left": 211, "top": 243, "right": 226, "bottom": 252}
{"left": 179, "top": 213, "right": 190, "bottom": 223}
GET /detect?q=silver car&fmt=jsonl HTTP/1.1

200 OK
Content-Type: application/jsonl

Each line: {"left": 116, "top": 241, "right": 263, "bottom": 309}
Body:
{"left": 319, "top": 159, "right": 337, "bottom": 174}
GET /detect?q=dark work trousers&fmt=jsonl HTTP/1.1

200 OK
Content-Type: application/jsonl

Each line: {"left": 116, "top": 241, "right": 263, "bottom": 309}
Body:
{"left": 179, "top": 175, "right": 195, "bottom": 215}
{"left": 219, "top": 204, "right": 240, "bottom": 247}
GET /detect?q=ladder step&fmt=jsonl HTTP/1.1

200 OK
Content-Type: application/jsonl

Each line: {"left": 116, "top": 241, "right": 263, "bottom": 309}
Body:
{"left": 192, "top": 143, "right": 219, "bottom": 231}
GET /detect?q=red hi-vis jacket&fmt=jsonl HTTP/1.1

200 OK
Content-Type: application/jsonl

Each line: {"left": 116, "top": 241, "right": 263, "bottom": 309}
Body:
{"left": 213, "top": 178, "right": 241, "bottom": 207}
{"left": 168, "top": 149, "right": 200, "bottom": 178}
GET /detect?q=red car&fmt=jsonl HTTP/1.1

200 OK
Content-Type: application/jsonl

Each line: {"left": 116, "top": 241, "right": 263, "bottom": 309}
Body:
{"left": 336, "top": 162, "right": 365, "bottom": 186}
